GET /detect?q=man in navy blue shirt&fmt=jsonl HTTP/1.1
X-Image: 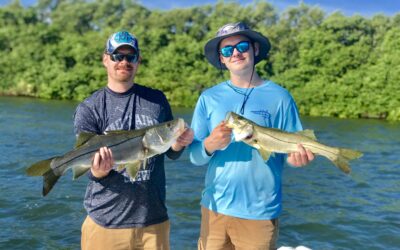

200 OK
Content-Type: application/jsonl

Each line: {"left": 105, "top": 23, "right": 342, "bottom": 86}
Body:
{"left": 75, "top": 31, "right": 193, "bottom": 250}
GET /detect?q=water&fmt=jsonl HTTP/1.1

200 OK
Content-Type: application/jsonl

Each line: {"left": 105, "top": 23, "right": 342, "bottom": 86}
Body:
{"left": 0, "top": 96, "right": 399, "bottom": 250}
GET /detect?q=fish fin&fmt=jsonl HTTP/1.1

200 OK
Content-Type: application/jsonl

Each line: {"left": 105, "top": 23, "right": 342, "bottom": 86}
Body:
{"left": 104, "top": 130, "right": 127, "bottom": 135}
{"left": 75, "top": 132, "right": 97, "bottom": 148}
{"left": 26, "top": 157, "right": 62, "bottom": 196}
{"left": 117, "top": 164, "right": 126, "bottom": 172}
{"left": 42, "top": 169, "right": 61, "bottom": 196}
{"left": 125, "top": 161, "right": 142, "bottom": 179}
{"left": 72, "top": 165, "right": 90, "bottom": 180}
{"left": 252, "top": 143, "right": 261, "bottom": 150}
{"left": 296, "top": 129, "right": 317, "bottom": 141}
{"left": 105, "top": 129, "right": 146, "bottom": 138}
{"left": 26, "top": 158, "right": 55, "bottom": 176}
{"left": 251, "top": 143, "right": 270, "bottom": 160}
{"left": 259, "top": 148, "right": 272, "bottom": 161}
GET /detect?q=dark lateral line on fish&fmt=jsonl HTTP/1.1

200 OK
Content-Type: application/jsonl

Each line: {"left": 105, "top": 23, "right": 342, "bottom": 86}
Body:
{"left": 54, "top": 136, "right": 143, "bottom": 171}
{"left": 259, "top": 132, "right": 336, "bottom": 156}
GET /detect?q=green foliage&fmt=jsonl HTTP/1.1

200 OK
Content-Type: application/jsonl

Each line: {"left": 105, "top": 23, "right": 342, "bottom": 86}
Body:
{"left": 0, "top": 1, "right": 399, "bottom": 120}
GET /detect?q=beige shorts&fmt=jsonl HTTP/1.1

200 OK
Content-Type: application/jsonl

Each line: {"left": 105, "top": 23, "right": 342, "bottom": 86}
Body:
{"left": 81, "top": 216, "right": 170, "bottom": 250}
{"left": 198, "top": 206, "right": 279, "bottom": 250}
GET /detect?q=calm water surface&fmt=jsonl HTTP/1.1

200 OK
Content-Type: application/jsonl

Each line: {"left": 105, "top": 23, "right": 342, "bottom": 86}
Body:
{"left": 0, "top": 96, "right": 399, "bottom": 250}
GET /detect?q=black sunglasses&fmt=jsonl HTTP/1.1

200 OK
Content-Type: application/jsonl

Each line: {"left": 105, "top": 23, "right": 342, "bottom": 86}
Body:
{"left": 109, "top": 53, "right": 139, "bottom": 63}
{"left": 220, "top": 41, "right": 250, "bottom": 57}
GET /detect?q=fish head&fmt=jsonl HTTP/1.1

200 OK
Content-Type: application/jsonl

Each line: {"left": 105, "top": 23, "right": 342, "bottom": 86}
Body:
{"left": 224, "top": 112, "right": 254, "bottom": 141}
{"left": 144, "top": 118, "right": 185, "bottom": 153}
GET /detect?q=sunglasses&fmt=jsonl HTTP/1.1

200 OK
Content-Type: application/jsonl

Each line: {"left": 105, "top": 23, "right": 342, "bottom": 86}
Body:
{"left": 220, "top": 41, "right": 250, "bottom": 57}
{"left": 110, "top": 53, "right": 139, "bottom": 63}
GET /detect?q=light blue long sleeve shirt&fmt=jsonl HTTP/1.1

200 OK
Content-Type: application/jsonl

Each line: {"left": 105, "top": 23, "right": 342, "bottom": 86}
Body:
{"left": 189, "top": 80, "right": 302, "bottom": 220}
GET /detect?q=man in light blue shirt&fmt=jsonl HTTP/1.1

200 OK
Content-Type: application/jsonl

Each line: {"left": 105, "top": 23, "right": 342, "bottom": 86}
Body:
{"left": 189, "top": 22, "right": 315, "bottom": 249}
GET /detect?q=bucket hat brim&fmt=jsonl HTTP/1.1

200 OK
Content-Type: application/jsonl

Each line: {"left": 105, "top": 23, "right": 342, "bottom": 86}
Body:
{"left": 204, "top": 23, "right": 271, "bottom": 70}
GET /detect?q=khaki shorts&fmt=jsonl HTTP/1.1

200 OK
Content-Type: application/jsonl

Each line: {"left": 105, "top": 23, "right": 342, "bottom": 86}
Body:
{"left": 81, "top": 216, "right": 170, "bottom": 250}
{"left": 198, "top": 206, "right": 279, "bottom": 250}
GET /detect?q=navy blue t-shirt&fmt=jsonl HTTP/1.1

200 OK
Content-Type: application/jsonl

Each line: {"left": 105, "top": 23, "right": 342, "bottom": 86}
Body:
{"left": 74, "top": 84, "right": 182, "bottom": 228}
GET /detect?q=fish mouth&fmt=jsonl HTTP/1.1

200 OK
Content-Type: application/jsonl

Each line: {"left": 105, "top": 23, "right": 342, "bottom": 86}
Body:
{"left": 245, "top": 134, "right": 253, "bottom": 140}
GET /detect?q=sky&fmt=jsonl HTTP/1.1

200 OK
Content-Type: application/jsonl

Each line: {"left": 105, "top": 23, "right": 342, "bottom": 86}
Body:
{"left": 1, "top": 0, "right": 399, "bottom": 17}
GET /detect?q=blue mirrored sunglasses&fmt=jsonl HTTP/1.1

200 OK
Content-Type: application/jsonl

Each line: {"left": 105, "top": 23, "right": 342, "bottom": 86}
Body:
{"left": 219, "top": 41, "right": 250, "bottom": 57}
{"left": 110, "top": 53, "right": 139, "bottom": 63}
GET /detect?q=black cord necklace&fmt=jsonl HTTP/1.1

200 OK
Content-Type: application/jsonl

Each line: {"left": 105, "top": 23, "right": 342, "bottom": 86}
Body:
{"left": 240, "top": 87, "right": 254, "bottom": 114}
{"left": 226, "top": 81, "right": 255, "bottom": 115}
{"left": 226, "top": 67, "right": 255, "bottom": 115}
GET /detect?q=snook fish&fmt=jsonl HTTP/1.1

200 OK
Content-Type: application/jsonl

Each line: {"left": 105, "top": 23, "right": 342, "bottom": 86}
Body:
{"left": 225, "top": 112, "right": 362, "bottom": 174}
{"left": 26, "top": 118, "right": 185, "bottom": 196}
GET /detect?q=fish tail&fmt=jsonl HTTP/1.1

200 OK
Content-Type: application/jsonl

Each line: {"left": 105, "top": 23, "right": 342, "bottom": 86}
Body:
{"left": 332, "top": 148, "right": 363, "bottom": 174}
{"left": 26, "top": 157, "right": 62, "bottom": 196}
{"left": 42, "top": 169, "right": 61, "bottom": 196}
{"left": 332, "top": 157, "right": 352, "bottom": 174}
{"left": 26, "top": 158, "right": 54, "bottom": 176}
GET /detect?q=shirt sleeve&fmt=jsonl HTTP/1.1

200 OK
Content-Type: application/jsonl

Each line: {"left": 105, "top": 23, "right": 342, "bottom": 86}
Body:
{"left": 281, "top": 96, "right": 303, "bottom": 132}
{"left": 189, "top": 96, "right": 213, "bottom": 166}
{"left": 73, "top": 102, "right": 99, "bottom": 135}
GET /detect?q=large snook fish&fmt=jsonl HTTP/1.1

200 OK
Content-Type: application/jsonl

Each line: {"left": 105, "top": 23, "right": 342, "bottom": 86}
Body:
{"left": 26, "top": 118, "right": 185, "bottom": 196}
{"left": 225, "top": 112, "right": 362, "bottom": 174}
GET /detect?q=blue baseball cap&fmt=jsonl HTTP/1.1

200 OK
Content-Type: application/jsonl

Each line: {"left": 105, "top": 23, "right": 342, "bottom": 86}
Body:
{"left": 105, "top": 31, "right": 139, "bottom": 54}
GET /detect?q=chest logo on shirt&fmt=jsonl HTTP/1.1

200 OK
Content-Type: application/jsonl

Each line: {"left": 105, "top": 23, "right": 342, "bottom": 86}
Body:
{"left": 251, "top": 110, "right": 271, "bottom": 126}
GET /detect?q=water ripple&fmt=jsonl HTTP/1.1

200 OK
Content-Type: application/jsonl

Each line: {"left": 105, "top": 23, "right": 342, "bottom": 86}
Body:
{"left": 1, "top": 97, "right": 400, "bottom": 250}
